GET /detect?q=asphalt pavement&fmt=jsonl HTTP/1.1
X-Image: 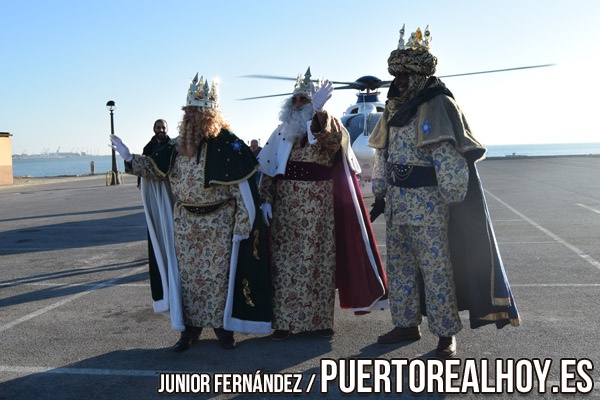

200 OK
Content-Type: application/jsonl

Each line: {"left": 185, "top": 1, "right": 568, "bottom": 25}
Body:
{"left": 1, "top": 156, "right": 600, "bottom": 399}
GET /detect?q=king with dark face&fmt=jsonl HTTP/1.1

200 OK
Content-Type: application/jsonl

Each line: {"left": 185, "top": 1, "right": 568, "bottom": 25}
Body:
{"left": 368, "top": 25, "right": 521, "bottom": 359}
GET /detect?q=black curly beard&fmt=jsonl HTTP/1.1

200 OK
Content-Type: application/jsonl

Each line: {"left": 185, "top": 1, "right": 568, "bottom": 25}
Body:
{"left": 386, "top": 74, "right": 429, "bottom": 112}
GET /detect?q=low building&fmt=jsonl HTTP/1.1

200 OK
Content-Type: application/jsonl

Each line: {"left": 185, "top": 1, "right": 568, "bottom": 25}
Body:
{"left": 0, "top": 132, "right": 14, "bottom": 185}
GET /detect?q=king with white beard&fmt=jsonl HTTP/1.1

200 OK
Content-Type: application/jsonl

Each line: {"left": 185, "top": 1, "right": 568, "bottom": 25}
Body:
{"left": 257, "top": 68, "right": 390, "bottom": 342}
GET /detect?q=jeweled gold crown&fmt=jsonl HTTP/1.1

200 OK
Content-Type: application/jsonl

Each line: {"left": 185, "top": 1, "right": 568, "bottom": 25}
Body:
{"left": 185, "top": 73, "right": 219, "bottom": 109}
{"left": 397, "top": 24, "right": 432, "bottom": 51}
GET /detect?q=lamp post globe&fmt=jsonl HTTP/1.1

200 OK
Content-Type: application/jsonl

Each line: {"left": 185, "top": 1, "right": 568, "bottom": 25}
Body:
{"left": 106, "top": 100, "right": 119, "bottom": 185}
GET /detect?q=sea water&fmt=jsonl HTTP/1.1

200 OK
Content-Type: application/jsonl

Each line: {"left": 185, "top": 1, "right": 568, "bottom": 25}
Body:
{"left": 484, "top": 142, "right": 600, "bottom": 158}
{"left": 11, "top": 143, "right": 600, "bottom": 178}
{"left": 12, "top": 155, "right": 117, "bottom": 178}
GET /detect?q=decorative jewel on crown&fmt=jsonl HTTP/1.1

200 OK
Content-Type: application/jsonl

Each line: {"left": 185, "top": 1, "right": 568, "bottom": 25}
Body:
{"left": 185, "top": 73, "right": 219, "bottom": 109}
{"left": 293, "top": 67, "right": 314, "bottom": 97}
{"left": 397, "top": 24, "right": 432, "bottom": 51}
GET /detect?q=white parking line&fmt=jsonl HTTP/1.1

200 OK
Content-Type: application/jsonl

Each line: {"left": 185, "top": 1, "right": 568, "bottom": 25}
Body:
{"left": 0, "top": 365, "right": 159, "bottom": 377}
{"left": 498, "top": 241, "right": 557, "bottom": 244}
{"left": 0, "top": 282, "right": 148, "bottom": 288}
{"left": 576, "top": 203, "right": 600, "bottom": 215}
{"left": 0, "top": 267, "right": 145, "bottom": 333}
{"left": 512, "top": 283, "right": 600, "bottom": 287}
{"left": 485, "top": 190, "right": 600, "bottom": 271}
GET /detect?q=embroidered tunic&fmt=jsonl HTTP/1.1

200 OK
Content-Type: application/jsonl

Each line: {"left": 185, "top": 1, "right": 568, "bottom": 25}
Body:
{"left": 260, "top": 114, "right": 342, "bottom": 332}
{"left": 129, "top": 137, "right": 251, "bottom": 329}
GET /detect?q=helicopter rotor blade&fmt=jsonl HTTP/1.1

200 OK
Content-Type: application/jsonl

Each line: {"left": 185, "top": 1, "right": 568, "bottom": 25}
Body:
{"left": 238, "top": 64, "right": 553, "bottom": 100}
{"left": 328, "top": 80, "right": 362, "bottom": 85}
{"left": 241, "top": 74, "right": 355, "bottom": 86}
{"left": 238, "top": 92, "right": 293, "bottom": 101}
{"left": 240, "top": 74, "right": 297, "bottom": 82}
{"left": 439, "top": 64, "right": 555, "bottom": 78}
{"left": 331, "top": 85, "right": 359, "bottom": 90}
{"left": 334, "top": 80, "right": 393, "bottom": 91}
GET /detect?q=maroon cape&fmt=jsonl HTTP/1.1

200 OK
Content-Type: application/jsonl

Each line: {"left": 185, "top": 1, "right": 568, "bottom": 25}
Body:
{"left": 332, "top": 151, "right": 389, "bottom": 313}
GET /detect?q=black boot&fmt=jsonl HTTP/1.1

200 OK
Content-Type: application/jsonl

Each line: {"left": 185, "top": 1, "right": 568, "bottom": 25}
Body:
{"left": 213, "top": 328, "right": 236, "bottom": 349}
{"left": 271, "top": 330, "right": 290, "bottom": 341}
{"left": 377, "top": 326, "right": 421, "bottom": 344}
{"left": 436, "top": 336, "right": 457, "bottom": 358}
{"left": 315, "top": 328, "right": 334, "bottom": 338}
{"left": 173, "top": 326, "right": 202, "bottom": 352}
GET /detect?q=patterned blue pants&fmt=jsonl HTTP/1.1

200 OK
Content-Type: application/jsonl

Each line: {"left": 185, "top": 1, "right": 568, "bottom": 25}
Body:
{"left": 386, "top": 222, "right": 462, "bottom": 337}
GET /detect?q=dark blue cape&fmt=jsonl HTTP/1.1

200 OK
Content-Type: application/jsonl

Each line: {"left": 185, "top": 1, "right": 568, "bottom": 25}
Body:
{"left": 448, "top": 162, "right": 521, "bottom": 328}
{"left": 389, "top": 77, "right": 522, "bottom": 329}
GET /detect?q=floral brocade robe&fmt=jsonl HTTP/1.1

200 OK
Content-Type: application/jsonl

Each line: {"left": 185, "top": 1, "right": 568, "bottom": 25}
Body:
{"left": 129, "top": 142, "right": 251, "bottom": 329}
{"left": 260, "top": 122, "right": 342, "bottom": 332}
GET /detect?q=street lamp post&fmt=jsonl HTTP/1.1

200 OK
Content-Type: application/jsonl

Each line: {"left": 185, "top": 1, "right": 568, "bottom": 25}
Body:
{"left": 106, "top": 100, "right": 119, "bottom": 185}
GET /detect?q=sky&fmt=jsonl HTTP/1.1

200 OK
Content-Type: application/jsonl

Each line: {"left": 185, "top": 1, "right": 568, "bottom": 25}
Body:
{"left": 2, "top": 0, "right": 599, "bottom": 156}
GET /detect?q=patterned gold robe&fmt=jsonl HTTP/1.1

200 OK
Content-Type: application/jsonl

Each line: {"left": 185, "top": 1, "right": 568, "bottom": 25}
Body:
{"left": 259, "top": 112, "right": 342, "bottom": 332}
{"left": 128, "top": 134, "right": 253, "bottom": 329}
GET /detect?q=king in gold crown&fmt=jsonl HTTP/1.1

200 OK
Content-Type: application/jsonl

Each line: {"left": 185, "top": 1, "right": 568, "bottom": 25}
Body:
{"left": 185, "top": 73, "right": 219, "bottom": 109}
{"left": 396, "top": 24, "right": 432, "bottom": 51}
{"left": 388, "top": 24, "right": 437, "bottom": 77}
{"left": 293, "top": 67, "right": 313, "bottom": 97}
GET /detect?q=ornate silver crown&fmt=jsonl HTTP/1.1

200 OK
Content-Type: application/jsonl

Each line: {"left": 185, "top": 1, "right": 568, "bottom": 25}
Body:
{"left": 185, "top": 73, "right": 219, "bottom": 109}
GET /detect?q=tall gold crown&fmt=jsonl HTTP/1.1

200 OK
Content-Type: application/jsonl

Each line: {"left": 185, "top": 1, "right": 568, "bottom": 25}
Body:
{"left": 293, "top": 67, "right": 313, "bottom": 97}
{"left": 397, "top": 24, "right": 432, "bottom": 51}
{"left": 185, "top": 73, "right": 219, "bottom": 109}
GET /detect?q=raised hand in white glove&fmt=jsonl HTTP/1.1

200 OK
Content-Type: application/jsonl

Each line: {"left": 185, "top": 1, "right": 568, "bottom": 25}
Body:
{"left": 310, "top": 80, "right": 333, "bottom": 112}
{"left": 261, "top": 203, "right": 272, "bottom": 226}
{"left": 109, "top": 135, "right": 133, "bottom": 162}
{"left": 233, "top": 234, "right": 248, "bottom": 244}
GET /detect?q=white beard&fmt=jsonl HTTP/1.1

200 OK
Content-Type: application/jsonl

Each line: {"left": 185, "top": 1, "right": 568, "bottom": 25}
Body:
{"left": 279, "top": 99, "right": 314, "bottom": 143}
{"left": 257, "top": 99, "right": 317, "bottom": 178}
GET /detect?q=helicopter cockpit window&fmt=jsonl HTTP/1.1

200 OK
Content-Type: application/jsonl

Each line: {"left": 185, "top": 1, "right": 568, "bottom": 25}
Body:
{"left": 343, "top": 115, "right": 364, "bottom": 143}
{"left": 342, "top": 113, "right": 383, "bottom": 144}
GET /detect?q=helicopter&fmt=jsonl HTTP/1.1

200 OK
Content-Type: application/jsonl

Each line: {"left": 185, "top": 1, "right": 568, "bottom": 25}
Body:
{"left": 240, "top": 64, "right": 554, "bottom": 186}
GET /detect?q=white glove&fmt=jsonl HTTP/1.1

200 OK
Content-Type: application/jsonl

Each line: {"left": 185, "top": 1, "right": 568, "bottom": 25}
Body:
{"left": 311, "top": 80, "right": 333, "bottom": 112}
{"left": 261, "top": 203, "right": 272, "bottom": 226}
{"left": 109, "top": 135, "right": 133, "bottom": 162}
{"left": 233, "top": 234, "right": 248, "bottom": 244}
